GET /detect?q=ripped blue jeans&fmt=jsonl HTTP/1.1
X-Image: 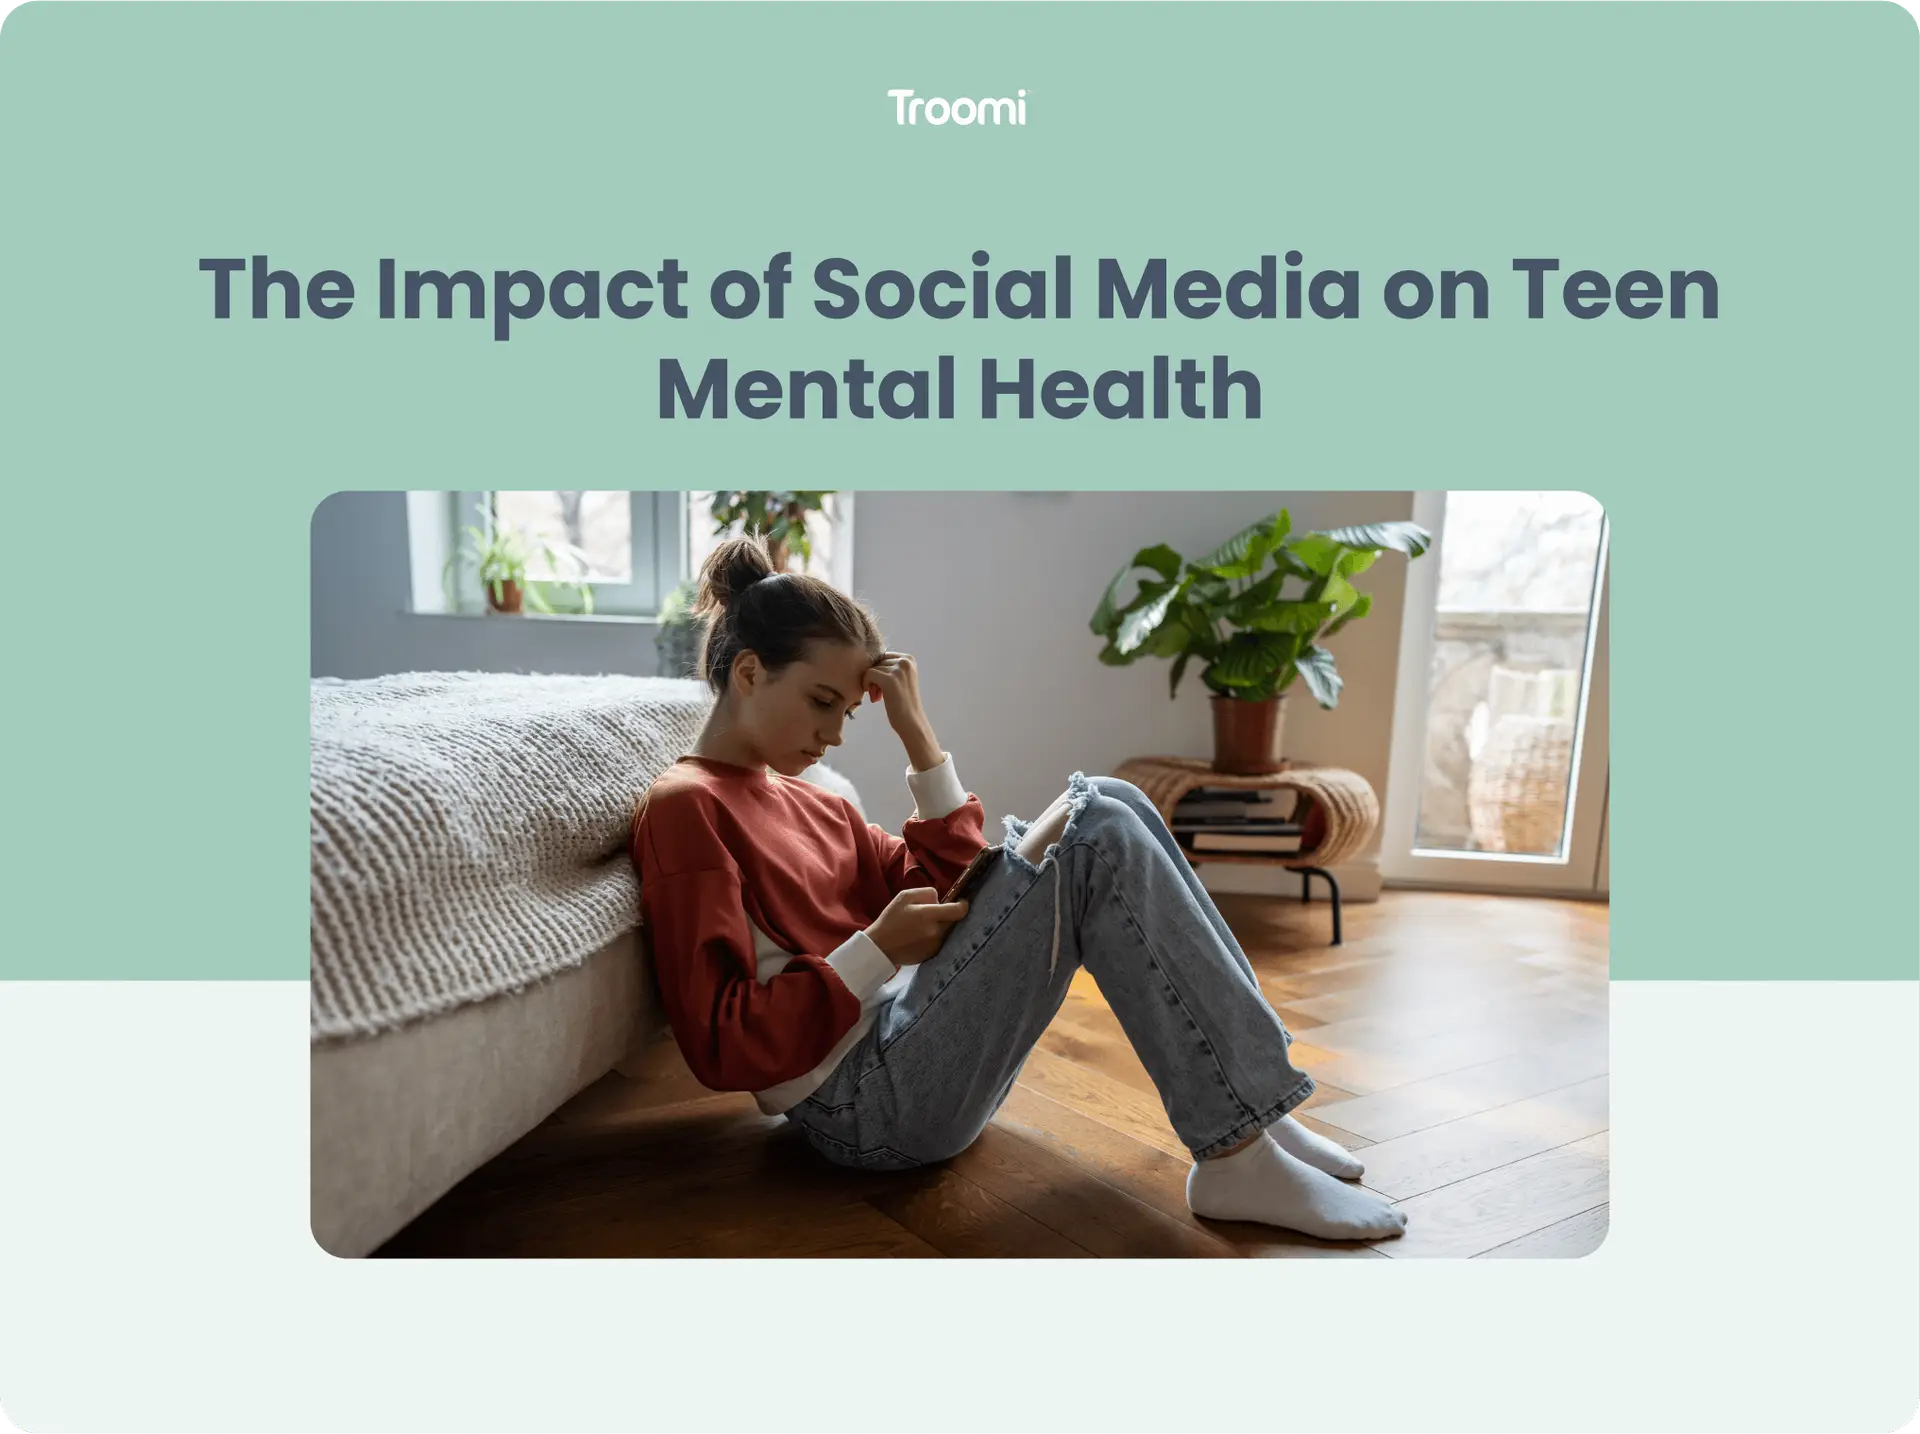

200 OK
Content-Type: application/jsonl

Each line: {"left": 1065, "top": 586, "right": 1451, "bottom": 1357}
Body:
{"left": 784, "top": 774, "right": 1315, "bottom": 1169}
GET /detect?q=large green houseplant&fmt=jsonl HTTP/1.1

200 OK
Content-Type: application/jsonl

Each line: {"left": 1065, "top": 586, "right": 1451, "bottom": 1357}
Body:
{"left": 708, "top": 491, "right": 831, "bottom": 572}
{"left": 1090, "top": 508, "right": 1431, "bottom": 772}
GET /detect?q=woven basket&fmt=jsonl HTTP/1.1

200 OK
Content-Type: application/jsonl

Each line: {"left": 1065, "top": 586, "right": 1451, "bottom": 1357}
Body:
{"left": 1467, "top": 714, "right": 1574, "bottom": 855}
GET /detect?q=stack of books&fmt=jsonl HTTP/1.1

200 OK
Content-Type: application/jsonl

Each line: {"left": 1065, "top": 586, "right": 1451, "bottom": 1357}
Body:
{"left": 1171, "top": 786, "right": 1305, "bottom": 855}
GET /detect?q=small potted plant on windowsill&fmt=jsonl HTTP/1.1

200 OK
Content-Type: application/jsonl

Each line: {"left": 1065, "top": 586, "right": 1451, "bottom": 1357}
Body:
{"left": 1090, "top": 508, "right": 1430, "bottom": 773}
{"left": 443, "top": 507, "right": 596, "bottom": 616}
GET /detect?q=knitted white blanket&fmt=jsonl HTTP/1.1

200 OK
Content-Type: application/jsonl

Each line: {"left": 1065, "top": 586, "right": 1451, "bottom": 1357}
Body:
{"left": 310, "top": 672, "right": 780, "bottom": 1043}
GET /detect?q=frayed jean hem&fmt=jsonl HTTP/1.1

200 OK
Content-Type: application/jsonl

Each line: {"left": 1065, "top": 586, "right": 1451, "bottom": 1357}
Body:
{"left": 1189, "top": 1070, "right": 1318, "bottom": 1162}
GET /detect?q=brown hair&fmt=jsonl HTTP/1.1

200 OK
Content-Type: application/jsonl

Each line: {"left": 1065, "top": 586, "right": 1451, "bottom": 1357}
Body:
{"left": 692, "top": 533, "right": 884, "bottom": 695}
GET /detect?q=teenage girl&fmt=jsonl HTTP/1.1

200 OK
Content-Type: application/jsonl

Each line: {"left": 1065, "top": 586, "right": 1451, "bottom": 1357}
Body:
{"left": 631, "top": 535, "right": 1407, "bottom": 1241}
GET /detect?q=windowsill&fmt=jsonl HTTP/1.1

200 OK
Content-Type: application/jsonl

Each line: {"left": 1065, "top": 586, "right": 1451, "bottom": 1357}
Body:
{"left": 404, "top": 608, "right": 664, "bottom": 627}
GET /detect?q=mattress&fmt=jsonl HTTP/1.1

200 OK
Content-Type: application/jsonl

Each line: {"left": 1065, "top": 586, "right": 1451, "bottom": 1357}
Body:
{"left": 310, "top": 930, "right": 666, "bottom": 1257}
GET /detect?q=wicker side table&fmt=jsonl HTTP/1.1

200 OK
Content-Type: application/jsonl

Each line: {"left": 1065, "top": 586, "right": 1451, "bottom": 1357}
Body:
{"left": 1110, "top": 755, "right": 1381, "bottom": 945}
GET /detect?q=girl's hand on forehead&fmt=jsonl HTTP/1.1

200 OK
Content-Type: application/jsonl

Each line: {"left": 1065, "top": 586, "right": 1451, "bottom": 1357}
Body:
{"left": 864, "top": 650, "right": 913, "bottom": 701}
{"left": 864, "top": 651, "right": 942, "bottom": 768}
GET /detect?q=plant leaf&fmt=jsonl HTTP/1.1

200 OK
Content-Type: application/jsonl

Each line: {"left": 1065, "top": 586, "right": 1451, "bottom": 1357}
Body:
{"left": 1141, "top": 615, "right": 1191, "bottom": 658}
{"left": 1320, "top": 572, "right": 1360, "bottom": 614}
{"left": 1175, "top": 606, "right": 1221, "bottom": 659}
{"left": 1131, "top": 543, "right": 1183, "bottom": 581}
{"left": 1116, "top": 580, "right": 1183, "bottom": 655}
{"left": 1323, "top": 590, "right": 1372, "bottom": 639}
{"left": 1195, "top": 514, "right": 1283, "bottom": 579}
{"left": 1091, "top": 574, "right": 1126, "bottom": 637}
{"left": 1092, "top": 549, "right": 1183, "bottom": 636}
{"left": 1288, "top": 533, "right": 1345, "bottom": 576}
{"left": 1246, "top": 599, "right": 1336, "bottom": 633}
{"left": 1186, "top": 574, "right": 1235, "bottom": 617}
{"left": 1270, "top": 548, "right": 1314, "bottom": 581}
{"left": 1296, "top": 645, "right": 1343, "bottom": 707}
{"left": 1318, "top": 520, "right": 1432, "bottom": 558}
{"left": 1335, "top": 547, "right": 1379, "bottom": 578}
{"left": 1225, "top": 569, "right": 1287, "bottom": 621}
{"left": 1168, "top": 649, "right": 1192, "bottom": 699}
{"left": 1207, "top": 632, "right": 1294, "bottom": 688}
{"left": 1194, "top": 519, "right": 1264, "bottom": 574}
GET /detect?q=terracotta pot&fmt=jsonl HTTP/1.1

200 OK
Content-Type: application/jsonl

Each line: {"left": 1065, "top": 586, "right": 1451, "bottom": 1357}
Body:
{"left": 487, "top": 579, "right": 524, "bottom": 614}
{"left": 1210, "top": 694, "right": 1287, "bottom": 774}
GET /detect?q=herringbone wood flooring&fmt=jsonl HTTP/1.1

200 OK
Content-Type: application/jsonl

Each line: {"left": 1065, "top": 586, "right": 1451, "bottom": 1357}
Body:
{"left": 377, "top": 889, "right": 1609, "bottom": 1258}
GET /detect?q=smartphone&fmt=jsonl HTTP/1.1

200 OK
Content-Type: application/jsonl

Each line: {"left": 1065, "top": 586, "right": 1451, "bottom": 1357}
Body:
{"left": 941, "top": 845, "right": 1002, "bottom": 904}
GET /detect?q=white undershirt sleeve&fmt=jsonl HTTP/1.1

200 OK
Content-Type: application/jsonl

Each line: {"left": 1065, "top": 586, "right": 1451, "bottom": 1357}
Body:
{"left": 825, "top": 928, "right": 898, "bottom": 1000}
{"left": 904, "top": 752, "right": 968, "bottom": 821}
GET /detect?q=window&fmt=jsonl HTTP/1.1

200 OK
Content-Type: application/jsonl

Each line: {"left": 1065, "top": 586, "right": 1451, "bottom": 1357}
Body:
{"left": 1413, "top": 491, "right": 1606, "bottom": 858}
{"left": 427, "top": 490, "right": 853, "bottom": 617}
{"left": 494, "top": 491, "right": 634, "bottom": 583}
{"left": 1380, "top": 491, "right": 1610, "bottom": 895}
{"left": 451, "top": 491, "right": 684, "bottom": 615}
{"left": 686, "top": 491, "right": 855, "bottom": 592}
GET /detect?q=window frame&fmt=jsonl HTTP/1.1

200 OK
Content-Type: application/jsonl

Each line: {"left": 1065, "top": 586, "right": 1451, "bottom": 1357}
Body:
{"left": 449, "top": 491, "right": 687, "bottom": 617}
{"left": 1377, "top": 489, "right": 1611, "bottom": 896}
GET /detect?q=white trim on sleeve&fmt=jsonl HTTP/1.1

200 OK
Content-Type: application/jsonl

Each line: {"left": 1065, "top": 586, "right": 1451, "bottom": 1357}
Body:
{"left": 825, "top": 928, "right": 899, "bottom": 1001}
{"left": 905, "top": 752, "right": 968, "bottom": 820}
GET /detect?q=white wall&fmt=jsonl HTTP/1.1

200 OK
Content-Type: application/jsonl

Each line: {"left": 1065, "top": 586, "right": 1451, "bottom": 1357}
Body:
{"left": 832, "top": 491, "right": 1419, "bottom": 898}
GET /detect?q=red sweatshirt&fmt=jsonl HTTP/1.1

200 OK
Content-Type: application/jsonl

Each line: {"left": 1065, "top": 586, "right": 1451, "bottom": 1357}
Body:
{"left": 631, "top": 752, "right": 987, "bottom": 1110}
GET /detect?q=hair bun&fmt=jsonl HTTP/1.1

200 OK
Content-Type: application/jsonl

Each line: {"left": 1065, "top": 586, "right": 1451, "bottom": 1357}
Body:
{"left": 727, "top": 563, "right": 774, "bottom": 599}
{"left": 693, "top": 533, "right": 778, "bottom": 618}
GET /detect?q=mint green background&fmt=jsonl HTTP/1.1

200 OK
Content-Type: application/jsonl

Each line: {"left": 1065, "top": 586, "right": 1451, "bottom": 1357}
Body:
{"left": 0, "top": 2, "right": 1912, "bottom": 980}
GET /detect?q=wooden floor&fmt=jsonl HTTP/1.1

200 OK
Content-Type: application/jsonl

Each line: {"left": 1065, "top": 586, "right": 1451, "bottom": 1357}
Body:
{"left": 378, "top": 889, "right": 1609, "bottom": 1259}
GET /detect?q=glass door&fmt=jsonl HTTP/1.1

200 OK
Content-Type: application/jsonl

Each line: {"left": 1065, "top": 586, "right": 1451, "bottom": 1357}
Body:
{"left": 1379, "top": 491, "right": 1610, "bottom": 895}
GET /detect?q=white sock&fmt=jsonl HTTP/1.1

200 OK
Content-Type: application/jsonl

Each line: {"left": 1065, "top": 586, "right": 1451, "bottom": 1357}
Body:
{"left": 1186, "top": 1135, "right": 1407, "bottom": 1241}
{"left": 1266, "top": 1114, "right": 1365, "bottom": 1180}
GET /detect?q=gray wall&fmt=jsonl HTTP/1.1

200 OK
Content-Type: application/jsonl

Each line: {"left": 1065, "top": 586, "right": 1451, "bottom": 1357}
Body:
{"left": 832, "top": 492, "right": 1416, "bottom": 894}
{"left": 311, "top": 491, "right": 664, "bottom": 680}
{"left": 311, "top": 489, "right": 1418, "bottom": 891}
